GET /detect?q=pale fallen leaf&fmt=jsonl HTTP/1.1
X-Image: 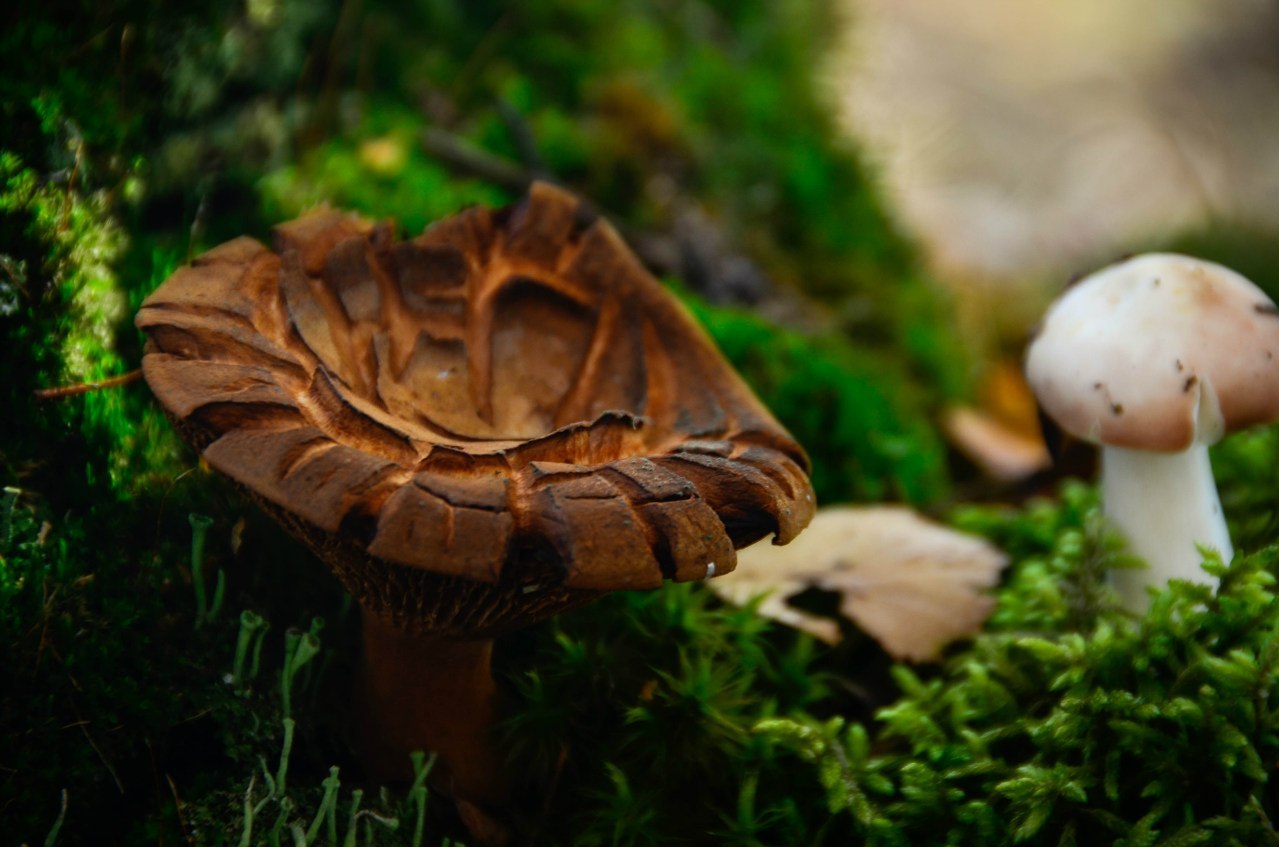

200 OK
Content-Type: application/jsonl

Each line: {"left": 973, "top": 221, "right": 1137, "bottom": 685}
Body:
{"left": 712, "top": 506, "right": 1008, "bottom": 661}
{"left": 943, "top": 406, "right": 1050, "bottom": 481}
{"left": 943, "top": 360, "right": 1050, "bottom": 481}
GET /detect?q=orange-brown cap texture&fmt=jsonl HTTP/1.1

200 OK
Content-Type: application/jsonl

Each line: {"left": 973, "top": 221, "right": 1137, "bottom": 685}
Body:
{"left": 136, "top": 183, "right": 815, "bottom": 635}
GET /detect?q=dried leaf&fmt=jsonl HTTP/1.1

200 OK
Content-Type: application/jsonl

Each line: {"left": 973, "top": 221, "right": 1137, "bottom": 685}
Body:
{"left": 943, "top": 406, "right": 1050, "bottom": 481}
{"left": 943, "top": 360, "right": 1050, "bottom": 481}
{"left": 711, "top": 506, "right": 1007, "bottom": 661}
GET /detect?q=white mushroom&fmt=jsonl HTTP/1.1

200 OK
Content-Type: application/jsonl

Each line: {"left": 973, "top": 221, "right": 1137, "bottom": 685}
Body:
{"left": 1025, "top": 253, "right": 1279, "bottom": 611}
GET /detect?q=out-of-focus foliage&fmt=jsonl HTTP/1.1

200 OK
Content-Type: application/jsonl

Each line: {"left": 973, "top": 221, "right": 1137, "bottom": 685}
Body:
{"left": 356, "top": 1, "right": 916, "bottom": 279}
{"left": 260, "top": 106, "right": 512, "bottom": 234}
{"left": 0, "top": 485, "right": 192, "bottom": 840}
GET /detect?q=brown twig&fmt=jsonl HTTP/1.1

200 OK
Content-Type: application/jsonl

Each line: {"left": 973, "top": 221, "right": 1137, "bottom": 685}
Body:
{"left": 420, "top": 127, "right": 532, "bottom": 194}
{"left": 497, "top": 99, "right": 547, "bottom": 176}
{"left": 72, "top": 712, "right": 124, "bottom": 795}
{"left": 174, "top": 708, "right": 215, "bottom": 727}
{"left": 33, "top": 369, "right": 142, "bottom": 400}
{"left": 167, "top": 775, "right": 195, "bottom": 846}
{"left": 31, "top": 578, "right": 58, "bottom": 671}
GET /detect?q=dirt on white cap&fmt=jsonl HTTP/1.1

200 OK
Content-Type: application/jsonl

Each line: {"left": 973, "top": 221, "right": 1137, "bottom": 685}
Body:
{"left": 1026, "top": 253, "right": 1279, "bottom": 451}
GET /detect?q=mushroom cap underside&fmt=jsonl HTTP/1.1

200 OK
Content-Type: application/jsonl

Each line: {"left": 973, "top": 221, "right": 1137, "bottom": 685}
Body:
{"left": 1025, "top": 253, "right": 1279, "bottom": 451}
{"left": 136, "top": 183, "right": 815, "bottom": 625}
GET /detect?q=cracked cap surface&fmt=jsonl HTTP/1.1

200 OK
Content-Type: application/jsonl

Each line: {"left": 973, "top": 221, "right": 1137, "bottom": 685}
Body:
{"left": 136, "top": 182, "right": 815, "bottom": 634}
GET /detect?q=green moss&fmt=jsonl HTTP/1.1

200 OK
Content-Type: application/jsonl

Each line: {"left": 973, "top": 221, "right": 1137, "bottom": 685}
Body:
{"left": 762, "top": 476, "right": 1279, "bottom": 846}
{"left": 0, "top": 490, "right": 187, "bottom": 841}
{"left": 259, "top": 105, "right": 512, "bottom": 234}
{"left": 500, "top": 582, "right": 837, "bottom": 845}
{"left": 683, "top": 293, "right": 950, "bottom": 505}
{"left": 1212, "top": 425, "right": 1279, "bottom": 553}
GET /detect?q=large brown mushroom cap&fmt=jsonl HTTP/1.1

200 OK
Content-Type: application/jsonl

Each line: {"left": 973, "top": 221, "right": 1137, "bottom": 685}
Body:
{"left": 136, "top": 183, "right": 815, "bottom": 636}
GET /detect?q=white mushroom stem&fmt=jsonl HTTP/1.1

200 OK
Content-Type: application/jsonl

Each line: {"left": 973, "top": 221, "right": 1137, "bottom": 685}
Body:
{"left": 1102, "top": 444, "right": 1231, "bottom": 611}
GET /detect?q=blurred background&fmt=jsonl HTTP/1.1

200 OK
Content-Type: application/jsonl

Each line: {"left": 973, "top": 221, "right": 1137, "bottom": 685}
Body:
{"left": 831, "top": 0, "right": 1279, "bottom": 353}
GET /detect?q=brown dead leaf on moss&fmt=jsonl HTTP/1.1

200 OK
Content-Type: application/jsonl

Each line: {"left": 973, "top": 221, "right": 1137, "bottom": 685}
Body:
{"left": 711, "top": 506, "right": 1008, "bottom": 661}
{"left": 943, "top": 360, "right": 1050, "bottom": 482}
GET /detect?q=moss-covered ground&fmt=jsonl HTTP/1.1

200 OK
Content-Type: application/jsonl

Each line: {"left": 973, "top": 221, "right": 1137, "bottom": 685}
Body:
{"left": 6, "top": 2, "right": 1279, "bottom": 845}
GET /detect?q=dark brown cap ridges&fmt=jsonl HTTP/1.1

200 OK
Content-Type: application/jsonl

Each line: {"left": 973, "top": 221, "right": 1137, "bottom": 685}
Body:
{"left": 136, "top": 183, "right": 815, "bottom": 633}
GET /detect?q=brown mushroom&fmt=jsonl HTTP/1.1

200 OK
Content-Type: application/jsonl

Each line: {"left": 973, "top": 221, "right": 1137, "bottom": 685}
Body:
{"left": 135, "top": 183, "right": 815, "bottom": 814}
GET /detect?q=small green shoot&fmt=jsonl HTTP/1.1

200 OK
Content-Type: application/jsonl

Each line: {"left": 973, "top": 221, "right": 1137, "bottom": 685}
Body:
{"left": 188, "top": 512, "right": 214, "bottom": 628}
{"left": 43, "top": 789, "right": 68, "bottom": 847}
{"left": 209, "top": 567, "right": 227, "bottom": 624}
{"left": 407, "top": 751, "right": 437, "bottom": 847}
{"left": 359, "top": 810, "right": 399, "bottom": 844}
{"left": 305, "top": 766, "right": 342, "bottom": 845}
{"left": 342, "top": 789, "right": 364, "bottom": 847}
{"left": 238, "top": 775, "right": 272, "bottom": 847}
{"left": 268, "top": 795, "right": 294, "bottom": 847}
{"left": 232, "top": 610, "right": 269, "bottom": 690}
{"left": 274, "top": 717, "right": 295, "bottom": 797}
{"left": 280, "top": 625, "right": 321, "bottom": 719}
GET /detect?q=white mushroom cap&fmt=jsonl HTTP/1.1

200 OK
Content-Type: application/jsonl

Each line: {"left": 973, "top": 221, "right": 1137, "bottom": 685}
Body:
{"left": 1026, "top": 253, "right": 1279, "bottom": 451}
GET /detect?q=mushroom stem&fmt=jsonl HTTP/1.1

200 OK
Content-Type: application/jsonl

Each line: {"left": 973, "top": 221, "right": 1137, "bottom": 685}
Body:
{"left": 357, "top": 608, "right": 509, "bottom": 805}
{"left": 1102, "top": 444, "right": 1232, "bottom": 611}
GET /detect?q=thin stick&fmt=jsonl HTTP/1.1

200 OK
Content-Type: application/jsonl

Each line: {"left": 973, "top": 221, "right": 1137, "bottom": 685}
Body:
{"left": 167, "top": 774, "right": 195, "bottom": 847}
{"left": 34, "top": 369, "right": 142, "bottom": 400}
{"left": 421, "top": 128, "right": 531, "bottom": 193}
{"left": 76, "top": 717, "right": 124, "bottom": 795}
